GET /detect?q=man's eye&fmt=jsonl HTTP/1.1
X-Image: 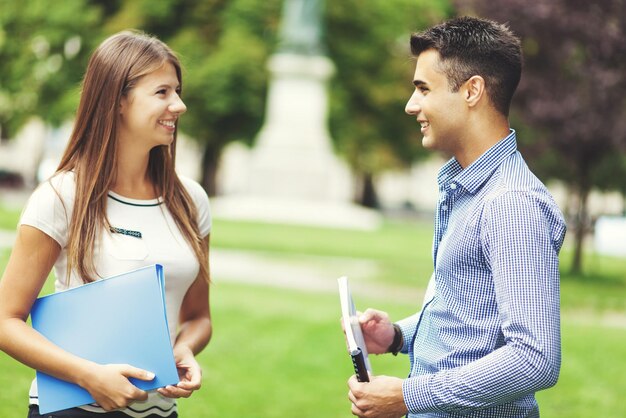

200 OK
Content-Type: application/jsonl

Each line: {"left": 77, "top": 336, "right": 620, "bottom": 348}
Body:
{"left": 156, "top": 89, "right": 167, "bottom": 95}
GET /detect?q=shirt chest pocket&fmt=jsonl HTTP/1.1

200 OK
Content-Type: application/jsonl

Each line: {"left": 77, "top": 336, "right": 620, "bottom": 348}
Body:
{"left": 100, "top": 229, "right": 148, "bottom": 261}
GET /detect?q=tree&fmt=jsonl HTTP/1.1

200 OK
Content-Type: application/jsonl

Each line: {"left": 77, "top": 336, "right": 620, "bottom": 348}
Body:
{"left": 3, "top": 0, "right": 452, "bottom": 204}
{"left": 0, "top": 0, "right": 102, "bottom": 140}
{"left": 325, "top": 0, "right": 450, "bottom": 207}
{"left": 104, "top": 0, "right": 282, "bottom": 196}
{"left": 455, "top": 0, "right": 626, "bottom": 273}
{"left": 105, "top": 0, "right": 451, "bottom": 202}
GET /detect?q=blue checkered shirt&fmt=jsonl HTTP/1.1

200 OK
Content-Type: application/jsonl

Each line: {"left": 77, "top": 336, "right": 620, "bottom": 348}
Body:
{"left": 398, "top": 130, "right": 567, "bottom": 417}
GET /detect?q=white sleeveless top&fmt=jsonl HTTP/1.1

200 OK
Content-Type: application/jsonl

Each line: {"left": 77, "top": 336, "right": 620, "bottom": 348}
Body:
{"left": 21, "top": 171, "right": 211, "bottom": 417}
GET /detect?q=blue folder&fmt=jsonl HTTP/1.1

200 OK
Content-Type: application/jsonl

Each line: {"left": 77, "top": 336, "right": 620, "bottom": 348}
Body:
{"left": 30, "top": 264, "right": 179, "bottom": 414}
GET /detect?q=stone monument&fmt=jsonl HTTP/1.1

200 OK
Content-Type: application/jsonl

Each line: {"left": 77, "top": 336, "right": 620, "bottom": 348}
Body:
{"left": 213, "top": 0, "right": 380, "bottom": 229}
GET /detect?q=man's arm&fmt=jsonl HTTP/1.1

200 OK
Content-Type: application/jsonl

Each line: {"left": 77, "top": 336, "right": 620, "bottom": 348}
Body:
{"left": 348, "top": 375, "right": 408, "bottom": 418}
{"left": 402, "top": 192, "right": 564, "bottom": 414}
{"left": 348, "top": 309, "right": 422, "bottom": 417}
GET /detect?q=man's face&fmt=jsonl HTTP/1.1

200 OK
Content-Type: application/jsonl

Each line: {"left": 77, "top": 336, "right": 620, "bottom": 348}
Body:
{"left": 405, "top": 49, "right": 467, "bottom": 155}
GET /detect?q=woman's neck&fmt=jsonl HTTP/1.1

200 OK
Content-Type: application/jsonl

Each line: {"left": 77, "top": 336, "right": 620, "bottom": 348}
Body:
{"left": 111, "top": 148, "right": 157, "bottom": 199}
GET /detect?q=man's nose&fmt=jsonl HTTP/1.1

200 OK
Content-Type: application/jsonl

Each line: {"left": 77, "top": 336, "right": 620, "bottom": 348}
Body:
{"left": 405, "top": 90, "right": 420, "bottom": 115}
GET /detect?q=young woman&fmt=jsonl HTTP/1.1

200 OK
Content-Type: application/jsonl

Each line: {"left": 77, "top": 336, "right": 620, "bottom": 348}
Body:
{"left": 0, "top": 31, "right": 212, "bottom": 418}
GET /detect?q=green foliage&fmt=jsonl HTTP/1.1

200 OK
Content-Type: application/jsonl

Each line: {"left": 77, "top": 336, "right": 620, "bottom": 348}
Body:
{"left": 175, "top": 24, "right": 273, "bottom": 148}
{"left": 456, "top": 0, "right": 626, "bottom": 272}
{"left": 1, "top": 0, "right": 454, "bottom": 197}
{"left": 0, "top": 0, "right": 102, "bottom": 138}
{"left": 101, "top": 0, "right": 452, "bottom": 194}
{"left": 326, "top": 0, "right": 450, "bottom": 175}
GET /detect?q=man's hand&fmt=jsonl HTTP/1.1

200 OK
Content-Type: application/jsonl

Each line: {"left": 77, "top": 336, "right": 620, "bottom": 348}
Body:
{"left": 359, "top": 309, "right": 396, "bottom": 354}
{"left": 348, "top": 374, "right": 408, "bottom": 418}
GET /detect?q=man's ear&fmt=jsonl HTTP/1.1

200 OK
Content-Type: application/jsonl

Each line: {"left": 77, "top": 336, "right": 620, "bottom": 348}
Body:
{"left": 464, "top": 75, "right": 486, "bottom": 108}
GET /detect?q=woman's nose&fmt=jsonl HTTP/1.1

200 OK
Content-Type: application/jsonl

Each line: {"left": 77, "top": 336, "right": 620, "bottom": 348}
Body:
{"left": 170, "top": 94, "right": 187, "bottom": 115}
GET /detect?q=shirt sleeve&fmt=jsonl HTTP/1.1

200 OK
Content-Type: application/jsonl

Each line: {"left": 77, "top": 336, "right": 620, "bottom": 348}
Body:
{"left": 396, "top": 314, "right": 419, "bottom": 354}
{"left": 19, "top": 172, "right": 76, "bottom": 248}
{"left": 402, "top": 191, "right": 564, "bottom": 414}
{"left": 180, "top": 176, "right": 212, "bottom": 238}
{"left": 397, "top": 273, "right": 436, "bottom": 354}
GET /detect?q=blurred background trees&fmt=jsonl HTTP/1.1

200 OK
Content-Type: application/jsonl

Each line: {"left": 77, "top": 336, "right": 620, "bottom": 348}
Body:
{"left": 0, "top": 0, "right": 448, "bottom": 200}
{"left": 456, "top": 0, "right": 626, "bottom": 273}
{"left": 0, "top": 0, "right": 101, "bottom": 140}
{"left": 325, "top": 0, "right": 449, "bottom": 207}
{"left": 1, "top": 0, "right": 625, "bottom": 271}
{"left": 103, "top": 0, "right": 284, "bottom": 196}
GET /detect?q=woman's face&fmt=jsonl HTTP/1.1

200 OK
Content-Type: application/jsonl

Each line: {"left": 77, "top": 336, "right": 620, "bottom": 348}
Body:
{"left": 118, "top": 62, "right": 186, "bottom": 153}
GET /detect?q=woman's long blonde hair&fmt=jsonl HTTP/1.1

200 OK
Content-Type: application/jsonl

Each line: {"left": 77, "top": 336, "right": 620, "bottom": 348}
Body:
{"left": 56, "top": 30, "right": 209, "bottom": 284}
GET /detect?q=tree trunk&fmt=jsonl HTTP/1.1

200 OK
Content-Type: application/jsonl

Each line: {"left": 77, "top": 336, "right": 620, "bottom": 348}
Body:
{"left": 571, "top": 186, "right": 590, "bottom": 274}
{"left": 357, "top": 171, "right": 379, "bottom": 209}
{"left": 201, "top": 144, "right": 220, "bottom": 197}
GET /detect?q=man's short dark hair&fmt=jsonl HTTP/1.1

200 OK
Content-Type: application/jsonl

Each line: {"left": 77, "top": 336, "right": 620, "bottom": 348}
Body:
{"left": 410, "top": 16, "right": 522, "bottom": 116}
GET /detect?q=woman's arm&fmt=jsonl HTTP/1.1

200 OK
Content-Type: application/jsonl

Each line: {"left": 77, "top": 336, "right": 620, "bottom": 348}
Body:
{"left": 0, "top": 225, "right": 61, "bottom": 363}
{"left": 0, "top": 225, "right": 154, "bottom": 410}
{"left": 158, "top": 235, "right": 212, "bottom": 399}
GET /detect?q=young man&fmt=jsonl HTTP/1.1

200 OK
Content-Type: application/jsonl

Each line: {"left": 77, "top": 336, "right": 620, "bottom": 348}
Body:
{"left": 347, "top": 16, "right": 566, "bottom": 418}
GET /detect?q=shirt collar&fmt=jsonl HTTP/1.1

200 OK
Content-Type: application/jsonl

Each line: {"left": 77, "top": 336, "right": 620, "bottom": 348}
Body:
{"left": 437, "top": 129, "right": 518, "bottom": 194}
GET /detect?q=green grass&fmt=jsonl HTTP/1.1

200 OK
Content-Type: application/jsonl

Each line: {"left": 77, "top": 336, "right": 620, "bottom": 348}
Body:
{"left": 189, "top": 285, "right": 626, "bottom": 418}
{"left": 559, "top": 247, "right": 626, "bottom": 313}
{"left": 1, "top": 282, "right": 624, "bottom": 417}
{"left": 211, "top": 218, "right": 435, "bottom": 288}
{"left": 175, "top": 282, "right": 416, "bottom": 418}
{"left": 0, "top": 213, "right": 625, "bottom": 417}
{"left": 0, "top": 204, "right": 20, "bottom": 230}
{"left": 537, "top": 321, "right": 626, "bottom": 417}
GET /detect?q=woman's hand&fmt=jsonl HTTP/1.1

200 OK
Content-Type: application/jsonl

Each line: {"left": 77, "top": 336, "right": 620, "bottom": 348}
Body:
{"left": 157, "top": 346, "right": 202, "bottom": 399}
{"left": 81, "top": 363, "right": 153, "bottom": 411}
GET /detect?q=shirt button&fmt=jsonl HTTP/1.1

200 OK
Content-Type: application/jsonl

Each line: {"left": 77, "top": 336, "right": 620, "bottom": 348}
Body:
{"left": 442, "top": 205, "right": 448, "bottom": 211}
{"left": 449, "top": 183, "right": 457, "bottom": 190}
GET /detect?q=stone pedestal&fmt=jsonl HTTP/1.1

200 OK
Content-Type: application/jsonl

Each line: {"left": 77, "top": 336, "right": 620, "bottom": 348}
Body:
{"left": 213, "top": 53, "right": 380, "bottom": 230}
{"left": 248, "top": 53, "right": 351, "bottom": 202}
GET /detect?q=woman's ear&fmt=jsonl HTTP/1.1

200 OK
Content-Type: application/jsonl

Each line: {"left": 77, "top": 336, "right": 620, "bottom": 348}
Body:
{"left": 464, "top": 75, "right": 485, "bottom": 108}
{"left": 119, "top": 96, "right": 127, "bottom": 116}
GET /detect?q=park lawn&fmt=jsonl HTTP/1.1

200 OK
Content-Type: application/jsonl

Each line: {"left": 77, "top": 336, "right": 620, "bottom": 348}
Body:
{"left": 211, "top": 218, "right": 435, "bottom": 289}
{"left": 1, "top": 282, "right": 621, "bottom": 418}
{"left": 184, "top": 284, "right": 625, "bottom": 418}
{"left": 0, "top": 214, "right": 625, "bottom": 417}
{"left": 0, "top": 205, "right": 21, "bottom": 230}
{"left": 211, "top": 218, "right": 626, "bottom": 313}
{"left": 537, "top": 320, "right": 626, "bottom": 418}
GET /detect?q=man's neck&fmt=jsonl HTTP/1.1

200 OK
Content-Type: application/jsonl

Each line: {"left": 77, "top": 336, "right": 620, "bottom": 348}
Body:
{"left": 455, "top": 114, "right": 510, "bottom": 168}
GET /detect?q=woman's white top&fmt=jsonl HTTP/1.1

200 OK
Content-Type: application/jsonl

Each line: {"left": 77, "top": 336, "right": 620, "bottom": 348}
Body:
{"left": 20, "top": 171, "right": 211, "bottom": 417}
